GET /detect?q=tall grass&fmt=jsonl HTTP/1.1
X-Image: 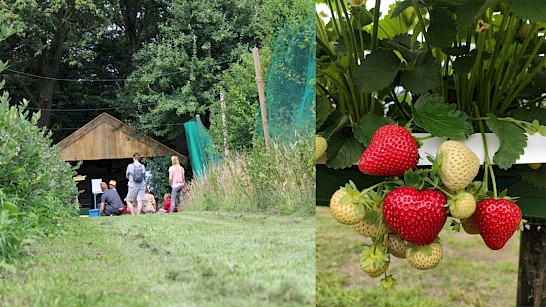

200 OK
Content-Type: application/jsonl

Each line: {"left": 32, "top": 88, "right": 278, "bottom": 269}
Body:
{"left": 185, "top": 139, "right": 315, "bottom": 215}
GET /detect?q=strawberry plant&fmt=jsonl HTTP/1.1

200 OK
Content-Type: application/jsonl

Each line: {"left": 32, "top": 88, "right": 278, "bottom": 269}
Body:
{"left": 319, "top": 0, "right": 545, "bottom": 290}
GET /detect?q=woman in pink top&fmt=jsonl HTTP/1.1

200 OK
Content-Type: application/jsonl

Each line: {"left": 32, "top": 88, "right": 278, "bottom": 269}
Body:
{"left": 168, "top": 155, "right": 186, "bottom": 213}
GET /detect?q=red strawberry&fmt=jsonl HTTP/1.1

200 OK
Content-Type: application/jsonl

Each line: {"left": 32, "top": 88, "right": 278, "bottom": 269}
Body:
{"left": 358, "top": 125, "right": 418, "bottom": 176}
{"left": 382, "top": 187, "right": 447, "bottom": 246}
{"left": 473, "top": 198, "right": 522, "bottom": 250}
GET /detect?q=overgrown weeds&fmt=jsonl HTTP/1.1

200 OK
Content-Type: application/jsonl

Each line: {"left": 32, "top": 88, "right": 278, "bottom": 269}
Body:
{"left": 185, "top": 138, "right": 315, "bottom": 215}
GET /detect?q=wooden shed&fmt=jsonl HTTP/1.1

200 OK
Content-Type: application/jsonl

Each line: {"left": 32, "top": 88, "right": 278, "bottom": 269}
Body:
{"left": 56, "top": 112, "right": 187, "bottom": 209}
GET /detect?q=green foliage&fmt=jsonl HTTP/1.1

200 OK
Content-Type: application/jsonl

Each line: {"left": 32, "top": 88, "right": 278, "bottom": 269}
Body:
{"left": 142, "top": 156, "right": 172, "bottom": 197}
{"left": 117, "top": 0, "right": 260, "bottom": 147}
{"left": 208, "top": 47, "right": 272, "bottom": 153}
{"left": 326, "top": 134, "right": 365, "bottom": 169}
{"left": 318, "top": 0, "right": 545, "bottom": 167}
{"left": 413, "top": 93, "right": 474, "bottom": 138}
{"left": 353, "top": 114, "right": 395, "bottom": 146}
{"left": 354, "top": 49, "right": 400, "bottom": 93}
{"left": 506, "top": 0, "right": 546, "bottom": 23}
{"left": 486, "top": 114, "right": 528, "bottom": 170}
{"left": 0, "top": 96, "right": 79, "bottom": 265}
{"left": 186, "top": 139, "right": 315, "bottom": 215}
{"left": 0, "top": 28, "right": 78, "bottom": 265}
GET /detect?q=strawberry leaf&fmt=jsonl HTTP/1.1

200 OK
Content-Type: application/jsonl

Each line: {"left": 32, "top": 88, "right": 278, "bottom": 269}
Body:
{"left": 326, "top": 132, "right": 366, "bottom": 169}
{"left": 507, "top": 0, "right": 546, "bottom": 23}
{"left": 413, "top": 93, "right": 474, "bottom": 138}
{"left": 486, "top": 114, "right": 528, "bottom": 170}
{"left": 353, "top": 114, "right": 395, "bottom": 146}
{"left": 353, "top": 49, "right": 401, "bottom": 93}
{"left": 400, "top": 51, "right": 442, "bottom": 94}
{"left": 380, "top": 275, "right": 397, "bottom": 290}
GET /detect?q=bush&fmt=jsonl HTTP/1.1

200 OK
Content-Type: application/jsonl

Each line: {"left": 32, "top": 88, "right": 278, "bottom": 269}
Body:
{"left": 0, "top": 94, "right": 79, "bottom": 267}
{"left": 184, "top": 137, "right": 315, "bottom": 215}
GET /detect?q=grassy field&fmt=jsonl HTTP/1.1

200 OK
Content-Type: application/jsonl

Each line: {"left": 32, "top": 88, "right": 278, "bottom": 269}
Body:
{"left": 316, "top": 206, "right": 520, "bottom": 307}
{"left": 0, "top": 211, "right": 315, "bottom": 306}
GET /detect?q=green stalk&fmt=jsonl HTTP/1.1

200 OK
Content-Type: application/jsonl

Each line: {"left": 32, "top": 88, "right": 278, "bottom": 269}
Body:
{"left": 371, "top": 0, "right": 381, "bottom": 51}
{"left": 339, "top": 1, "right": 359, "bottom": 64}
{"left": 484, "top": 10, "right": 508, "bottom": 89}
{"left": 472, "top": 102, "right": 497, "bottom": 198}
{"left": 467, "top": 32, "right": 487, "bottom": 115}
{"left": 492, "top": 14, "right": 518, "bottom": 108}
{"left": 327, "top": 0, "right": 342, "bottom": 39}
{"left": 413, "top": 0, "right": 432, "bottom": 51}
{"left": 424, "top": 178, "right": 455, "bottom": 199}
{"left": 498, "top": 37, "right": 546, "bottom": 114}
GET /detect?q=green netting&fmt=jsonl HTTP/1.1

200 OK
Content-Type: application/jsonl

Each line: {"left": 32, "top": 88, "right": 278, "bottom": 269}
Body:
{"left": 255, "top": 15, "right": 316, "bottom": 142}
{"left": 183, "top": 115, "right": 217, "bottom": 177}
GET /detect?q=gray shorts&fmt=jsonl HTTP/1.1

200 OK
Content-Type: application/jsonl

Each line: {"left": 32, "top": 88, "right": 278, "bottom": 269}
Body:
{"left": 127, "top": 187, "right": 145, "bottom": 202}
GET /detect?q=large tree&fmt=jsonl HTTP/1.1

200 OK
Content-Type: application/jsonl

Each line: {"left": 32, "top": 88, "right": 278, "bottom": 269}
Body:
{"left": 116, "top": 0, "right": 260, "bottom": 153}
{"left": 0, "top": 0, "right": 168, "bottom": 135}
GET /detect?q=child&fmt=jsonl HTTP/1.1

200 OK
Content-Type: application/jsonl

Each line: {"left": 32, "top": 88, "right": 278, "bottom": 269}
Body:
{"left": 158, "top": 193, "right": 177, "bottom": 213}
{"left": 142, "top": 189, "right": 157, "bottom": 214}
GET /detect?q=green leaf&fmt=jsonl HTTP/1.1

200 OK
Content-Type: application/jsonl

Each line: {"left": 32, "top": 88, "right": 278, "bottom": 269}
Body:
{"left": 427, "top": 7, "right": 458, "bottom": 49}
{"left": 413, "top": 93, "right": 474, "bottom": 138}
{"left": 353, "top": 49, "right": 401, "bottom": 93}
{"left": 455, "top": 0, "right": 485, "bottom": 31}
{"left": 388, "top": 34, "right": 421, "bottom": 62}
{"left": 352, "top": 114, "right": 395, "bottom": 146}
{"left": 316, "top": 97, "right": 334, "bottom": 130}
{"left": 326, "top": 132, "right": 366, "bottom": 169}
{"left": 391, "top": 0, "right": 413, "bottom": 19}
{"left": 452, "top": 55, "right": 475, "bottom": 75}
{"left": 507, "top": 0, "right": 546, "bottom": 23}
{"left": 1, "top": 202, "right": 18, "bottom": 214}
{"left": 400, "top": 51, "right": 442, "bottom": 94}
{"left": 486, "top": 114, "right": 528, "bottom": 170}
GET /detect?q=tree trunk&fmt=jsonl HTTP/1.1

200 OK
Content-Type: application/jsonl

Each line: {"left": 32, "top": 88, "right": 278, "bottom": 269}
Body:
{"left": 35, "top": 1, "right": 74, "bottom": 127}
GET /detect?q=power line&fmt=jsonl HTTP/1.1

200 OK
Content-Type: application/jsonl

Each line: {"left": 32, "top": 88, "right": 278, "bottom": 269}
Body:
{"left": 3, "top": 57, "right": 241, "bottom": 82}
{"left": 50, "top": 123, "right": 185, "bottom": 131}
{"left": 25, "top": 103, "right": 157, "bottom": 112}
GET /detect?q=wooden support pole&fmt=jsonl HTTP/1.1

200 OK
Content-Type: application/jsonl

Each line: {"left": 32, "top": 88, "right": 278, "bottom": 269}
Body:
{"left": 252, "top": 47, "right": 271, "bottom": 151}
{"left": 219, "top": 91, "right": 229, "bottom": 158}
{"left": 517, "top": 222, "right": 546, "bottom": 307}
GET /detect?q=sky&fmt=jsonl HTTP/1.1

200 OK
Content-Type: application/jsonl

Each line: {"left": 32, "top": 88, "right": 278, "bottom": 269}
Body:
{"left": 316, "top": 0, "right": 398, "bottom": 23}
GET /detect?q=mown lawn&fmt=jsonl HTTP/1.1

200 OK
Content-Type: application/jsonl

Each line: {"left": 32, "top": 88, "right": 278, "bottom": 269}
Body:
{"left": 317, "top": 206, "right": 520, "bottom": 307}
{"left": 0, "top": 211, "right": 315, "bottom": 306}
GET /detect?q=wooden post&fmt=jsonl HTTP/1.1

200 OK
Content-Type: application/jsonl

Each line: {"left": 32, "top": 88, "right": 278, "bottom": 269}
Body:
{"left": 517, "top": 222, "right": 546, "bottom": 307}
{"left": 252, "top": 47, "right": 271, "bottom": 151}
{"left": 219, "top": 91, "right": 230, "bottom": 158}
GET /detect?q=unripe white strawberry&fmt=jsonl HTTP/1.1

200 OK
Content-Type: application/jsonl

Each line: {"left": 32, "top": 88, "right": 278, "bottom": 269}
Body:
{"left": 353, "top": 218, "right": 388, "bottom": 237}
{"left": 406, "top": 241, "right": 443, "bottom": 270}
{"left": 528, "top": 163, "right": 541, "bottom": 170}
{"left": 362, "top": 261, "right": 389, "bottom": 278}
{"left": 330, "top": 182, "right": 365, "bottom": 225}
{"left": 462, "top": 216, "right": 480, "bottom": 235}
{"left": 438, "top": 141, "right": 480, "bottom": 191}
{"left": 316, "top": 135, "right": 328, "bottom": 160}
{"left": 449, "top": 192, "right": 476, "bottom": 219}
{"left": 387, "top": 233, "right": 407, "bottom": 258}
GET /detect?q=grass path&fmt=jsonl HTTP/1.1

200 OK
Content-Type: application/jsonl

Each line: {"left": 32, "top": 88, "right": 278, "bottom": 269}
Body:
{"left": 317, "top": 206, "right": 520, "bottom": 306}
{"left": 0, "top": 211, "right": 315, "bottom": 306}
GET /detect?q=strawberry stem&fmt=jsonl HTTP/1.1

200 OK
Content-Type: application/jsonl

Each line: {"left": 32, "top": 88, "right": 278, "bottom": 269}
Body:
{"left": 472, "top": 101, "right": 497, "bottom": 198}
{"left": 360, "top": 181, "right": 389, "bottom": 196}
{"left": 415, "top": 134, "right": 435, "bottom": 142}
{"left": 424, "top": 178, "right": 455, "bottom": 198}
